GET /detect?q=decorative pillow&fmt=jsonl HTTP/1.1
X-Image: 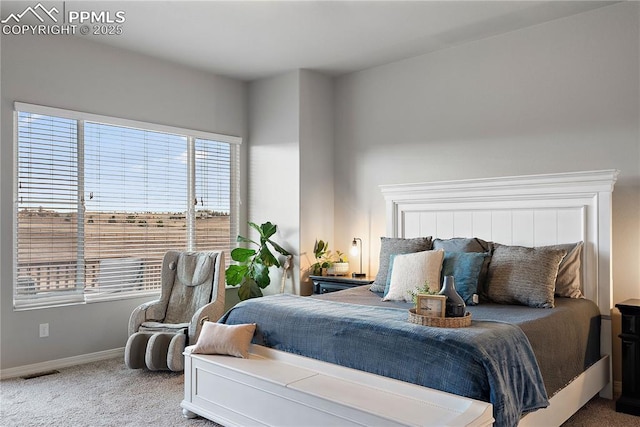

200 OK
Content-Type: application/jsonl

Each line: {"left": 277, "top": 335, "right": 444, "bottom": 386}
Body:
{"left": 370, "top": 237, "right": 432, "bottom": 293}
{"left": 433, "top": 237, "right": 493, "bottom": 299}
{"left": 383, "top": 253, "right": 398, "bottom": 297}
{"left": 191, "top": 322, "right": 256, "bottom": 358}
{"left": 545, "top": 242, "right": 584, "bottom": 298}
{"left": 383, "top": 252, "right": 433, "bottom": 297}
{"left": 440, "top": 252, "right": 487, "bottom": 305}
{"left": 433, "top": 237, "right": 492, "bottom": 253}
{"left": 486, "top": 245, "right": 567, "bottom": 308}
{"left": 382, "top": 249, "right": 444, "bottom": 302}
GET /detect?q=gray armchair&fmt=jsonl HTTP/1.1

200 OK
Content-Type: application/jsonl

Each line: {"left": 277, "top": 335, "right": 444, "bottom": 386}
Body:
{"left": 124, "top": 250, "right": 225, "bottom": 371}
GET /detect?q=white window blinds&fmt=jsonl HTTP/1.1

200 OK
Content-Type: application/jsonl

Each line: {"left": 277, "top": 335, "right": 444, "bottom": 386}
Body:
{"left": 194, "top": 138, "right": 233, "bottom": 250}
{"left": 83, "top": 122, "right": 190, "bottom": 298}
{"left": 16, "top": 113, "right": 83, "bottom": 305}
{"left": 14, "top": 103, "right": 241, "bottom": 309}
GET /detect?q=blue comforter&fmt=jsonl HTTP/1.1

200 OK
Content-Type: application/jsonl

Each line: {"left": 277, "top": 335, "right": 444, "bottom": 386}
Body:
{"left": 220, "top": 294, "right": 549, "bottom": 426}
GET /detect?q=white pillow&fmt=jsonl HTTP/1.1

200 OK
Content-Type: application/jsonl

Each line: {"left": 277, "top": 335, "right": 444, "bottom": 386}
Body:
{"left": 382, "top": 249, "right": 444, "bottom": 302}
{"left": 191, "top": 321, "right": 256, "bottom": 358}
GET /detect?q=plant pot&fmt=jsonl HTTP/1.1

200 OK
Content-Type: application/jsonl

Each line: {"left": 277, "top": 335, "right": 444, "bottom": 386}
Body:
{"left": 327, "top": 262, "right": 349, "bottom": 276}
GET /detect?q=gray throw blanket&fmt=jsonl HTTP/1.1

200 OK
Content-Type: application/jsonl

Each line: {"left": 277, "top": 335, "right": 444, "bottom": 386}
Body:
{"left": 220, "top": 294, "right": 549, "bottom": 426}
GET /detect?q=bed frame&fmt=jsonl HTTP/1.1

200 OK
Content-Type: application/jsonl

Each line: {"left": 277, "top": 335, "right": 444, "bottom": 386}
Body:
{"left": 381, "top": 169, "right": 618, "bottom": 425}
{"left": 183, "top": 170, "right": 618, "bottom": 426}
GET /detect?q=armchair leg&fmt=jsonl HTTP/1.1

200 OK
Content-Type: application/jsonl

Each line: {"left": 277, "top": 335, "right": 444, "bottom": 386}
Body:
{"left": 167, "top": 332, "right": 187, "bottom": 372}
{"left": 125, "top": 332, "right": 153, "bottom": 369}
{"left": 145, "top": 333, "right": 172, "bottom": 371}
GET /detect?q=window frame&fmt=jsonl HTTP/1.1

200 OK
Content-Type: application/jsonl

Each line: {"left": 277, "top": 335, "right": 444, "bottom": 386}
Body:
{"left": 13, "top": 102, "right": 241, "bottom": 310}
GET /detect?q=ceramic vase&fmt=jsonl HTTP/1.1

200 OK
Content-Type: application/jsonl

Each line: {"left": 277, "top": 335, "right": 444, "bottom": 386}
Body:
{"left": 439, "top": 275, "right": 466, "bottom": 317}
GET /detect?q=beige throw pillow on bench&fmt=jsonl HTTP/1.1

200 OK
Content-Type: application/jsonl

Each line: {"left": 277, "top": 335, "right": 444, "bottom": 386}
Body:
{"left": 192, "top": 322, "right": 256, "bottom": 358}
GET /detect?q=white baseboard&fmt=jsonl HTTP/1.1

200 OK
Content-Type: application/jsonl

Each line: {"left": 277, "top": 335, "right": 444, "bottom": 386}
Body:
{"left": 0, "top": 347, "right": 124, "bottom": 380}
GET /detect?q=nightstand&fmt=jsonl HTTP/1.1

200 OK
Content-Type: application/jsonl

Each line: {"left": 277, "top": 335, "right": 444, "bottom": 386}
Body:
{"left": 616, "top": 298, "right": 640, "bottom": 416}
{"left": 310, "top": 275, "right": 374, "bottom": 294}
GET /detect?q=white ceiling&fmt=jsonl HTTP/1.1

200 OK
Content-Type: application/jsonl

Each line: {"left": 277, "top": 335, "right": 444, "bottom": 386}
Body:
{"left": 3, "top": 1, "right": 618, "bottom": 81}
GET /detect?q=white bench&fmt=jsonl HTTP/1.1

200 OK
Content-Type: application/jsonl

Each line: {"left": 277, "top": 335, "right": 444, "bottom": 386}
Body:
{"left": 181, "top": 344, "right": 494, "bottom": 427}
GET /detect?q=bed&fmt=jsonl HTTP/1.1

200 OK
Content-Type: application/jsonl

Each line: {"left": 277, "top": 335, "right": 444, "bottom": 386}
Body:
{"left": 183, "top": 169, "right": 618, "bottom": 426}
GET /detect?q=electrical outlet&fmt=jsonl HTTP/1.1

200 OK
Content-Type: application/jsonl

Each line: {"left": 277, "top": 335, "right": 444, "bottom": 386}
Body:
{"left": 39, "top": 323, "right": 49, "bottom": 338}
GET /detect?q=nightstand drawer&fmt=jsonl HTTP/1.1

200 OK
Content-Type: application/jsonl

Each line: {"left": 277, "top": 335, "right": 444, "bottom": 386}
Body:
{"left": 310, "top": 275, "right": 374, "bottom": 295}
{"left": 622, "top": 313, "right": 640, "bottom": 335}
{"left": 319, "top": 283, "right": 352, "bottom": 294}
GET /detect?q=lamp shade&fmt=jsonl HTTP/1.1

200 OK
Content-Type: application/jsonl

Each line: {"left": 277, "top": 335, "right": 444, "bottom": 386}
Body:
{"left": 351, "top": 237, "right": 365, "bottom": 278}
{"left": 350, "top": 240, "right": 359, "bottom": 256}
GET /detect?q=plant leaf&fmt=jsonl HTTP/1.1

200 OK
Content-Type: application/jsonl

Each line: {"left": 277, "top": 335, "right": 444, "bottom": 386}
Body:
{"left": 238, "top": 278, "right": 263, "bottom": 300}
{"left": 247, "top": 221, "right": 263, "bottom": 236}
{"left": 259, "top": 222, "right": 277, "bottom": 239}
{"left": 268, "top": 240, "right": 291, "bottom": 256}
{"left": 231, "top": 247, "right": 255, "bottom": 263}
{"left": 258, "top": 246, "right": 279, "bottom": 267}
{"left": 314, "top": 239, "right": 327, "bottom": 259}
{"left": 253, "top": 264, "right": 271, "bottom": 288}
{"left": 225, "top": 264, "right": 248, "bottom": 286}
{"left": 236, "top": 235, "right": 258, "bottom": 246}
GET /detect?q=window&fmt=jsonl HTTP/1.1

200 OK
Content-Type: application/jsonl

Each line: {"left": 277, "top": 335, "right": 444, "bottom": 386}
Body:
{"left": 14, "top": 103, "right": 240, "bottom": 309}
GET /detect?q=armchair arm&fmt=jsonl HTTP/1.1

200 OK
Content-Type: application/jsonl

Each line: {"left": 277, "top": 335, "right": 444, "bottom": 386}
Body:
{"left": 189, "top": 298, "right": 226, "bottom": 344}
{"left": 128, "top": 299, "right": 164, "bottom": 336}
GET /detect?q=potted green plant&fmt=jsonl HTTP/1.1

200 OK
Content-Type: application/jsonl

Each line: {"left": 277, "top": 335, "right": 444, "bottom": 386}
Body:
{"left": 408, "top": 280, "right": 437, "bottom": 304}
{"left": 326, "top": 250, "right": 349, "bottom": 276}
{"left": 310, "top": 240, "right": 349, "bottom": 276}
{"left": 310, "top": 239, "right": 330, "bottom": 275}
{"left": 225, "top": 221, "right": 292, "bottom": 300}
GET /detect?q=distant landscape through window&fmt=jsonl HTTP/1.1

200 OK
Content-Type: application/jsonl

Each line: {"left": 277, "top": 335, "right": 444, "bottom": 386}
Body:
{"left": 14, "top": 105, "right": 240, "bottom": 308}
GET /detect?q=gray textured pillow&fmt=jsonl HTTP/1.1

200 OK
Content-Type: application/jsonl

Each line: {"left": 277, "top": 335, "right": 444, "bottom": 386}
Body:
{"left": 433, "top": 237, "right": 492, "bottom": 253}
{"left": 487, "top": 245, "right": 567, "bottom": 308}
{"left": 370, "top": 237, "right": 432, "bottom": 293}
{"left": 545, "top": 242, "right": 583, "bottom": 298}
{"left": 433, "top": 238, "right": 493, "bottom": 299}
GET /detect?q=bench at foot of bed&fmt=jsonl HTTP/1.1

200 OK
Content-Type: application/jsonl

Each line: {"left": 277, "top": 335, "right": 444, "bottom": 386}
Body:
{"left": 181, "top": 344, "right": 494, "bottom": 427}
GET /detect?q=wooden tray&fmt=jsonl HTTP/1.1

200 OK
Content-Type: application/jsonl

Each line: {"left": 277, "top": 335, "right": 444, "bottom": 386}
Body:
{"left": 408, "top": 309, "right": 472, "bottom": 328}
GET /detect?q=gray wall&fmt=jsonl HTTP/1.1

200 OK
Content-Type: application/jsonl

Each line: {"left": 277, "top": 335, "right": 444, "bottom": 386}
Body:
{"left": 0, "top": 35, "right": 246, "bottom": 370}
{"left": 299, "top": 70, "right": 334, "bottom": 295}
{"left": 246, "top": 70, "right": 335, "bottom": 297}
{"left": 247, "top": 71, "right": 301, "bottom": 296}
{"left": 333, "top": 2, "right": 639, "bottom": 304}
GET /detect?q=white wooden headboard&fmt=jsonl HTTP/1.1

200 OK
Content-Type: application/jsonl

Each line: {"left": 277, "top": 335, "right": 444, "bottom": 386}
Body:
{"left": 380, "top": 169, "right": 618, "bottom": 317}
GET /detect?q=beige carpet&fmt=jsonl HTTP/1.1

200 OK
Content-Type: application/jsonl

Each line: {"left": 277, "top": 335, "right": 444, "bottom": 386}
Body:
{"left": 1, "top": 357, "right": 218, "bottom": 427}
{"left": 0, "top": 357, "right": 635, "bottom": 426}
{"left": 561, "top": 395, "right": 637, "bottom": 427}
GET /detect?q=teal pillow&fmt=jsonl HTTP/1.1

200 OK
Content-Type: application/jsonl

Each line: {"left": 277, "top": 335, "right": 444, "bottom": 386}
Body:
{"left": 433, "top": 238, "right": 493, "bottom": 299}
{"left": 441, "top": 252, "right": 487, "bottom": 305}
